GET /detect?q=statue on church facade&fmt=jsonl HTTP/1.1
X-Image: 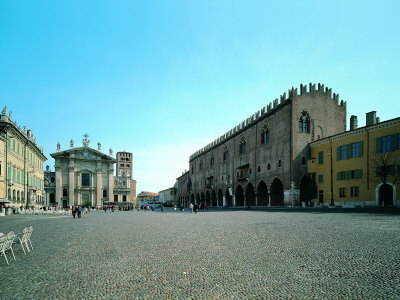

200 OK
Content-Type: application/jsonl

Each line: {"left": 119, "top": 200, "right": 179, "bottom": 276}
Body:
{"left": 70, "top": 139, "right": 74, "bottom": 149}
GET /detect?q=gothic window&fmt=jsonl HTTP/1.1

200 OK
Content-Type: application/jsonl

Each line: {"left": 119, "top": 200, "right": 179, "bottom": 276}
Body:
{"left": 267, "top": 163, "right": 271, "bottom": 170}
{"left": 278, "top": 159, "right": 282, "bottom": 168}
{"left": 261, "top": 127, "right": 270, "bottom": 144}
{"left": 239, "top": 138, "right": 246, "bottom": 154}
{"left": 258, "top": 165, "right": 261, "bottom": 172}
{"left": 223, "top": 148, "right": 228, "bottom": 161}
{"left": 299, "top": 111, "right": 310, "bottom": 133}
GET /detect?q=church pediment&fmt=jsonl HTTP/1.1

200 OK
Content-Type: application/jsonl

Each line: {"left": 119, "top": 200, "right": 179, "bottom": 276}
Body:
{"left": 51, "top": 147, "right": 116, "bottom": 162}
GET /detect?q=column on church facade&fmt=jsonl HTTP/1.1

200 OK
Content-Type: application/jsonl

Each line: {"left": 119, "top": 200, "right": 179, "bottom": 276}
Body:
{"left": 96, "top": 168, "right": 102, "bottom": 207}
{"left": 68, "top": 167, "right": 75, "bottom": 207}
{"left": 55, "top": 166, "right": 62, "bottom": 208}
{"left": 108, "top": 166, "right": 114, "bottom": 203}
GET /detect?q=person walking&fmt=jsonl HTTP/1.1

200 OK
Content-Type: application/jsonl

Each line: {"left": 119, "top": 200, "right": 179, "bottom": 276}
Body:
{"left": 72, "top": 205, "right": 77, "bottom": 219}
{"left": 189, "top": 203, "right": 193, "bottom": 213}
{"left": 77, "top": 206, "right": 82, "bottom": 218}
{"left": 173, "top": 205, "right": 177, "bottom": 212}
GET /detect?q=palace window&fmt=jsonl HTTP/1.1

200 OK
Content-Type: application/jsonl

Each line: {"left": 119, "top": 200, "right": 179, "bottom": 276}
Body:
{"left": 298, "top": 112, "right": 310, "bottom": 133}
{"left": 239, "top": 138, "right": 246, "bottom": 155}
{"left": 63, "top": 188, "right": 68, "bottom": 197}
{"left": 339, "top": 187, "right": 346, "bottom": 198}
{"left": 318, "top": 151, "right": 323, "bottom": 164}
{"left": 318, "top": 174, "right": 324, "bottom": 183}
{"left": 350, "top": 187, "right": 359, "bottom": 197}
{"left": 82, "top": 173, "right": 90, "bottom": 187}
{"left": 267, "top": 163, "right": 271, "bottom": 171}
{"left": 278, "top": 159, "right": 282, "bottom": 168}
{"left": 261, "top": 128, "right": 270, "bottom": 144}
{"left": 257, "top": 165, "right": 261, "bottom": 172}
{"left": 223, "top": 149, "right": 228, "bottom": 161}
{"left": 103, "top": 189, "right": 107, "bottom": 198}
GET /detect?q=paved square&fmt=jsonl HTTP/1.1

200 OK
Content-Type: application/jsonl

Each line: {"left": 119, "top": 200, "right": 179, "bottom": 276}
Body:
{"left": 0, "top": 209, "right": 399, "bottom": 299}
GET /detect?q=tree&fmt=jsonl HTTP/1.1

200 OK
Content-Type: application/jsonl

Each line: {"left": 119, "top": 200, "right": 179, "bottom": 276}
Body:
{"left": 371, "top": 151, "right": 398, "bottom": 206}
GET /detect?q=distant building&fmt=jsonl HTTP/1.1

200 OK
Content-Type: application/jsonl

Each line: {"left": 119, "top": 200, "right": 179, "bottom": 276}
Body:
{"left": 114, "top": 151, "right": 136, "bottom": 206}
{"left": 137, "top": 191, "right": 159, "bottom": 204}
{"left": 0, "top": 106, "right": 47, "bottom": 209}
{"left": 158, "top": 185, "right": 177, "bottom": 206}
{"left": 308, "top": 112, "right": 400, "bottom": 207}
{"left": 177, "top": 171, "right": 190, "bottom": 207}
{"left": 44, "top": 166, "right": 56, "bottom": 207}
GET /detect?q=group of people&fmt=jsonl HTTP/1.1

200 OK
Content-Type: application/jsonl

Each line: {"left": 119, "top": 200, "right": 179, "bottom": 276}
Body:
{"left": 71, "top": 205, "right": 88, "bottom": 219}
{"left": 188, "top": 203, "right": 208, "bottom": 213}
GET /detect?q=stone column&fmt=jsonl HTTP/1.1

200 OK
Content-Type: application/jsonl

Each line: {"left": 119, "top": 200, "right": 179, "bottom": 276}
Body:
{"left": 255, "top": 194, "right": 258, "bottom": 206}
{"left": 55, "top": 165, "right": 62, "bottom": 208}
{"left": 223, "top": 195, "right": 226, "bottom": 206}
{"left": 108, "top": 166, "right": 114, "bottom": 203}
{"left": 232, "top": 195, "right": 236, "bottom": 207}
{"left": 68, "top": 167, "right": 75, "bottom": 207}
{"left": 268, "top": 194, "right": 271, "bottom": 206}
{"left": 96, "top": 168, "right": 102, "bottom": 208}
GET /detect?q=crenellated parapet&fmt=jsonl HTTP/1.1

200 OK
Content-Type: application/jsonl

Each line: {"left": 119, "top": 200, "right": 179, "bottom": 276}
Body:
{"left": 189, "top": 83, "right": 346, "bottom": 161}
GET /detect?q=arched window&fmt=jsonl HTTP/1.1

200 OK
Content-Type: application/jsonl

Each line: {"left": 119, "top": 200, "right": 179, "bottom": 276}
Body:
{"left": 257, "top": 165, "right": 261, "bottom": 172}
{"left": 301, "top": 157, "right": 306, "bottom": 166}
{"left": 239, "top": 138, "right": 246, "bottom": 154}
{"left": 278, "top": 159, "right": 282, "bottom": 168}
{"left": 261, "top": 127, "right": 270, "bottom": 144}
{"left": 299, "top": 111, "right": 310, "bottom": 133}
{"left": 267, "top": 163, "right": 271, "bottom": 171}
{"left": 223, "top": 148, "right": 228, "bottom": 161}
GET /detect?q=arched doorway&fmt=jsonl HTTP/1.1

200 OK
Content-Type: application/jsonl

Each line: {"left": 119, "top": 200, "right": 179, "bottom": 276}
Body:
{"left": 211, "top": 189, "right": 217, "bottom": 207}
{"left": 246, "top": 183, "right": 255, "bottom": 206}
{"left": 225, "top": 188, "right": 233, "bottom": 206}
{"left": 201, "top": 192, "right": 205, "bottom": 206}
{"left": 270, "top": 178, "right": 284, "bottom": 206}
{"left": 257, "top": 181, "right": 269, "bottom": 206}
{"left": 196, "top": 193, "right": 200, "bottom": 205}
{"left": 235, "top": 185, "right": 244, "bottom": 206}
{"left": 206, "top": 191, "right": 211, "bottom": 206}
{"left": 217, "top": 189, "right": 223, "bottom": 207}
{"left": 379, "top": 184, "right": 393, "bottom": 206}
{"left": 299, "top": 174, "right": 317, "bottom": 206}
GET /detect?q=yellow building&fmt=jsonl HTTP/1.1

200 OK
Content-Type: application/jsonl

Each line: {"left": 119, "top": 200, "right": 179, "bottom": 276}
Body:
{"left": 307, "top": 112, "right": 400, "bottom": 207}
{"left": 0, "top": 106, "right": 47, "bottom": 209}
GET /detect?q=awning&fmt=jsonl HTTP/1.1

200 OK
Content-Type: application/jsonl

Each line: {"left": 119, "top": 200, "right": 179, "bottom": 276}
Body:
{"left": 236, "top": 163, "right": 249, "bottom": 169}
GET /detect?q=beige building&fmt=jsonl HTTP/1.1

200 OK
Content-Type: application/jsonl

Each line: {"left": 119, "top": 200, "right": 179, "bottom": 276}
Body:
{"left": 0, "top": 106, "right": 47, "bottom": 209}
{"left": 158, "top": 185, "right": 177, "bottom": 206}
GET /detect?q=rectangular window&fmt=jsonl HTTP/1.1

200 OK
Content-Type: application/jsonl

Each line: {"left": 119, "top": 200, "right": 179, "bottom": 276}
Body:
{"left": 339, "top": 187, "right": 346, "bottom": 198}
{"left": 382, "top": 135, "right": 391, "bottom": 153}
{"left": 82, "top": 173, "right": 90, "bottom": 187}
{"left": 319, "top": 190, "right": 324, "bottom": 203}
{"left": 8, "top": 136, "right": 11, "bottom": 148}
{"left": 318, "top": 174, "right": 324, "bottom": 183}
{"left": 341, "top": 145, "right": 348, "bottom": 160}
{"left": 8, "top": 166, "right": 11, "bottom": 179}
{"left": 13, "top": 139, "right": 15, "bottom": 151}
{"left": 350, "top": 187, "right": 359, "bottom": 197}
{"left": 318, "top": 151, "right": 323, "bottom": 164}
{"left": 22, "top": 172, "right": 24, "bottom": 184}
{"left": 13, "top": 168, "right": 16, "bottom": 180}
{"left": 17, "top": 143, "right": 20, "bottom": 154}
{"left": 17, "top": 170, "right": 20, "bottom": 183}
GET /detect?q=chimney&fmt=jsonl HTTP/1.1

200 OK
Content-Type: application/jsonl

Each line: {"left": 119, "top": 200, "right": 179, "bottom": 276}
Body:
{"left": 350, "top": 115, "right": 358, "bottom": 130}
{"left": 376, "top": 117, "right": 380, "bottom": 123}
{"left": 366, "top": 111, "right": 377, "bottom": 126}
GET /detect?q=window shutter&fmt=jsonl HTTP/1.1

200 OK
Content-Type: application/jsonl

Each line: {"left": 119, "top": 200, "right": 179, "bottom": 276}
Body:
{"left": 391, "top": 134, "right": 396, "bottom": 151}
{"left": 376, "top": 137, "right": 382, "bottom": 153}
{"left": 359, "top": 141, "right": 363, "bottom": 157}
{"left": 337, "top": 172, "right": 340, "bottom": 180}
{"left": 337, "top": 147, "right": 340, "bottom": 161}
{"left": 346, "top": 145, "right": 351, "bottom": 160}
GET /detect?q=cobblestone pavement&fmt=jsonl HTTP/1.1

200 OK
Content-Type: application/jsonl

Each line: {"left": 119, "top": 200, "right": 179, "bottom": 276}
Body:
{"left": 0, "top": 208, "right": 399, "bottom": 299}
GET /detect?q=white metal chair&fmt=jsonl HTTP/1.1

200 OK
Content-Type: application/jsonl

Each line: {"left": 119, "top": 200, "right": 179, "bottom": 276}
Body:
{"left": 26, "top": 227, "right": 33, "bottom": 250}
{"left": 14, "top": 228, "right": 31, "bottom": 254}
{"left": 1, "top": 232, "right": 16, "bottom": 265}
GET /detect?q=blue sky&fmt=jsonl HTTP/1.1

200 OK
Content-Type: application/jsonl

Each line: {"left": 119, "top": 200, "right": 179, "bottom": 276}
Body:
{"left": 1, "top": 1, "right": 399, "bottom": 194}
